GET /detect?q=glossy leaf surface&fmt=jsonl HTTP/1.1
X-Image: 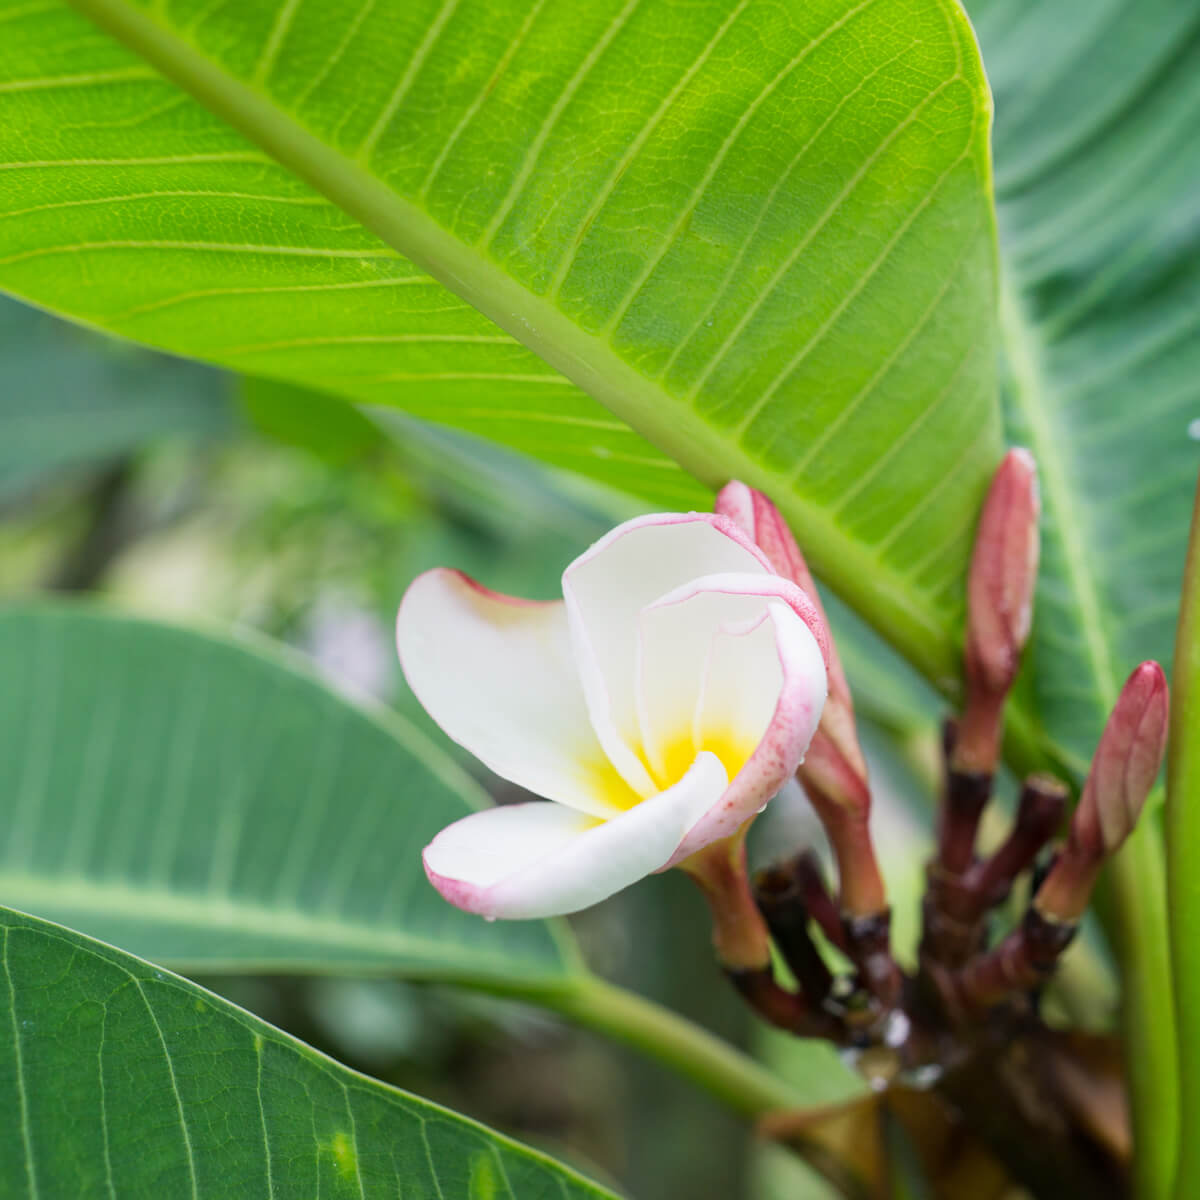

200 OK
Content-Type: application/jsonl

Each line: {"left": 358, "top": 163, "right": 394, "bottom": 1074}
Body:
{"left": 973, "top": 0, "right": 1200, "bottom": 774}
{"left": 0, "top": 904, "right": 614, "bottom": 1199}
{"left": 0, "top": 604, "right": 576, "bottom": 982}
{"left": 0, "top": 0, "right": 1001, "bottom": 685}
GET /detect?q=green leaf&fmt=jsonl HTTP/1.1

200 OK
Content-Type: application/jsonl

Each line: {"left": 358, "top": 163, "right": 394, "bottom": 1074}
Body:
{"left": 239, "top": 374, "right": 384, "bottom": 465}
{"left": 971, "top": 3, "right": 1200, "bottom": 1191}
{"left": 0, "top": 0, "right": 1001, "bottom": 686}
{"left": 0, "top": 603, "right": 577, "bottom": 983}
{"left": 0, "top": 293, "right": 231, "bottom": 501}
{"left": 0, "top": 904, "right": 617, "bottom": 1199}
{"left": 972, "top": 0, "right": 1200, "bottom": 776}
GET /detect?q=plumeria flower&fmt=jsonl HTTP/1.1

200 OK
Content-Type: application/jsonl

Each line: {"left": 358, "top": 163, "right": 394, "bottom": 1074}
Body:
{"left": 397, "top": 504, "right": 830, "bottom": 920}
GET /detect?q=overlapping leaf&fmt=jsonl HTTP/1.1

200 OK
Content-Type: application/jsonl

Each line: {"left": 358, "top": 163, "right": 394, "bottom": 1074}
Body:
{"left": 0, "top": 294, "right": 230, "bottom": 501}
{"left": 0, "top": 905, "right": 615, "bottom": 1199}
{"left": 0, "top": 0, "right": 1001, "bottom": 685}
{"left": 971, "top": 0, "right": 1200, "bottom": 773}
{"left": 0, "top": 604, "right": 577, "bottom": 982}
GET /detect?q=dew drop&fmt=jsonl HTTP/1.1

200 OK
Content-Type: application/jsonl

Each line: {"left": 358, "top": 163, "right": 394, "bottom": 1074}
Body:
{"left": 483, "top": 915, "right": 496, "bottom": 923}
{"left": 1188, "top": 418, "right": 1200, "bottom": 441}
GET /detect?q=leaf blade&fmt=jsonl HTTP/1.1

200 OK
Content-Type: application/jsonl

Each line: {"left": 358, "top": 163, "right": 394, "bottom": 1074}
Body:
{"left": 0, "top": 603, "right": 578, "bottom": 982}
{"left": 0, "top": 904, "right": 616, "bottom": 1199}
{"left": 0, "top": 0, "right": 1002, "bottom": 682}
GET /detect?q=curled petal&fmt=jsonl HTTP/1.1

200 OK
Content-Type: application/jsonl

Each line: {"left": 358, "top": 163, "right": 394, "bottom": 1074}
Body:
{"left": 562, "top": 513, "right": 774, "bottom": 793}
{"left": 635, "top": 572, "right": 827, "bottom": 783}
{"left": 714, "top": 482, "right": 809, "bottom": 595}
{"left": 424, "top": 754, "right": 729, "bottom": 918}
{"left": 715, "top": 481, "right": 860, "bottom": 775}
{"left": 646, "top": 579, "right": 827, "bottom": 864}
{"left": 398, "top": 569, "right": 623, "bottom": 819}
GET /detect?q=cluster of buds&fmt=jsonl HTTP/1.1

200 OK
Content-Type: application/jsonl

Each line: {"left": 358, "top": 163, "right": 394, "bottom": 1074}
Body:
{"left": 399, "top": 451, "right": 1168, "bottom": 1194}
{"left": 399, "top": 442, "right": 1168, "bottom": 1075}
{"left": 697, "top": 453, "right": 1169, "bottom": 1053}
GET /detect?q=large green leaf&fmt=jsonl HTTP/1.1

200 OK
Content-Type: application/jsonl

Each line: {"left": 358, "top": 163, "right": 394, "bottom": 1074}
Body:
{"left": 970, "top": 2, "right": 1200, "bottom": 1188}
{"left": 0, "top": 0, "right": 1001, "bottom": 686}
{"left": 0, "top": 293, "right": 231, "bottom": 502}
{"left": 971, "top": 0, "right": 1200, "bottom": 776}
{"left": 0, "top": 604, "right": 577, "bottom": 983}
{"left": 0, "top": 904, "right": 616, "bottom": 1199}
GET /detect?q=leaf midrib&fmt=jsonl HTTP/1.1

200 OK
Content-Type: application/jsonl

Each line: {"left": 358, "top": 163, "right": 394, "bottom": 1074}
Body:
{"left": 65, "top": 0, "right": 964, "bottom": 687}
{"left": 0, "top": 870, "right": 578, "bottom": 982}
{"left": 1000, "top": 276, "right": 1118, "bottom": 776}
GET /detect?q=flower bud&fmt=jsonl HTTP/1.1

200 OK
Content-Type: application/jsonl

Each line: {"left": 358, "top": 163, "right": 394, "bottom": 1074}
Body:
{"left": 715, "top": 481, "right": 865, "bottom": 786}
{"left": 715, "top": 482, "right": 887, "bottom": 922}
{"left": 964, "top": 448, "right": 1040, "bottom": 697}
{"left": 1072, "top": 661, "right": 1169, "bottom": 857}
{"left": 953, "top": 449, "right": 1040, "bottom": 774}
{"left": 1035, "top": 662, "right": 1169, "bottom": 921}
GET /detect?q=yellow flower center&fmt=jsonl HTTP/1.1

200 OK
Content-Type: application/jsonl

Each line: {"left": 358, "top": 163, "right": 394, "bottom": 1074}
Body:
{"left": 585, "top": 730, "right": 755, "bottom": 813}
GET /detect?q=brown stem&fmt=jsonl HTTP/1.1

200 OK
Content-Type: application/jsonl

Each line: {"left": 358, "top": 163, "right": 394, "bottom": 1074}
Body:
{"left": 937, "top": 766, "right": 993, "bottom": 875}
{"left": 1034, "top": 841, "right": 1105, "bottom": 924}
{"left": 841, "top": 911, "right": 902, "bottom": 1011}
{"left": 754, "top": 861, "right": 834, "bottom": 1005}
{"left": 963, "top": 774, "right": 1067, "bottom": 909}
{"left": 952, "top": 684, "right": 1007, "bottom": 776}
{"left": 791, "top": 851, "right": 848, "bottom": 952}
{"left": 723, "top": 967, "right": 838, "bottom": 1039}
{"left": 952, "top": 909, "right": 1078, "bottom": 1013}
{"left": 806, "top": 786, "right": 887, "bottom": 917}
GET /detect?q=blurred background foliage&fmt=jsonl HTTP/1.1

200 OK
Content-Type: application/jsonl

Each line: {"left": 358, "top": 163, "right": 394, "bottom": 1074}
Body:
{"left": 0, "top": 293, "right": 1113, "bottom": 1198}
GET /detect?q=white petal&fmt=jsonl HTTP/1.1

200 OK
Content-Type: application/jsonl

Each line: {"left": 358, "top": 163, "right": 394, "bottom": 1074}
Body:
{"left": 669, "top": 597, "right": 827, "bottom": 864}
{"left": 562, "top": 514, "right": 772, "bottom": 794}
{"left": 636, "top": 580, "right": 782, "bottom": 783}
{"left": 693, "top": 612, "right": 783, "bottom": 757}
{"left": 424, "top": 754, "right": 729, "bottom": 919}
{"left": 397, "top": 569, "right": 632, "bottom": 819}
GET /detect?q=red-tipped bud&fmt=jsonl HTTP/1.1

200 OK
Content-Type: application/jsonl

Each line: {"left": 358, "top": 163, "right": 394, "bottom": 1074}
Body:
{"left": 1074, "top": 662, "right": 1169, "bottom": 856}
{"left": 1035, "top": 662, "right": 1169, "bottom": 921}
{"left": 964, "top": 449, "right": 1040, "bottom": 696}
{"left": 953, "top": 450, "right": 1040, "bottom": 774}
{"left": 715, "top": 481, "right": 864, "bottom": 783}
{"left": 716, "top": 483, "right": 887, "bottom": 919}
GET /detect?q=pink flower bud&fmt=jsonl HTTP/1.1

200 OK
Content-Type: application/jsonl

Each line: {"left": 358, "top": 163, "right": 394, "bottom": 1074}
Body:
{"left": 715, "top": 481, "right": 864, "bottom": 786}
{"left": 964, "top": 449, "right": 1040, "bottom": 696}
{"left": 715, "top": 483, "right": 886, "bottom": 917}
{"left": 1035, "top": 662, "right": 1169, "bottom": 921}
{"left": 1073, "top": 661, "right": 1169, "bottom": 856}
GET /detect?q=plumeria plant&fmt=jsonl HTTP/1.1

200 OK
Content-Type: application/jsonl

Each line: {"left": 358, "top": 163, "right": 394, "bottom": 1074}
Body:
{"left": 399, "top": 459, "right": 1170, "bottom": 1196}
{"left": 0, "top": 0, "right": 1197, "bottom": 1197}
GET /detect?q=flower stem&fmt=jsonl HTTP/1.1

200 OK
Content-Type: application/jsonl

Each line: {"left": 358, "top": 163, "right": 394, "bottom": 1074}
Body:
{"left": 456, "top": 970, "right": 807, "bottom": 1120}
{"left": 1167, "top": 475, "right": 1200, "bottom": 1200}
{"left": 1096, "top": 827, "right": 1177, "bottom": 1200}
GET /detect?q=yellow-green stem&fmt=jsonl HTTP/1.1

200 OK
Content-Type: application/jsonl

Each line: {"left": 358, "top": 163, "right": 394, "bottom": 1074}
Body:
{"left": 459, "top": 970, "right": 807, "bottom": 1120}
{"left": 1097, "top": 826, "right": 1178, "bottom": 1200}
{"left": 1167, "top": 475, "right": 1200, "bottom": 1200}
